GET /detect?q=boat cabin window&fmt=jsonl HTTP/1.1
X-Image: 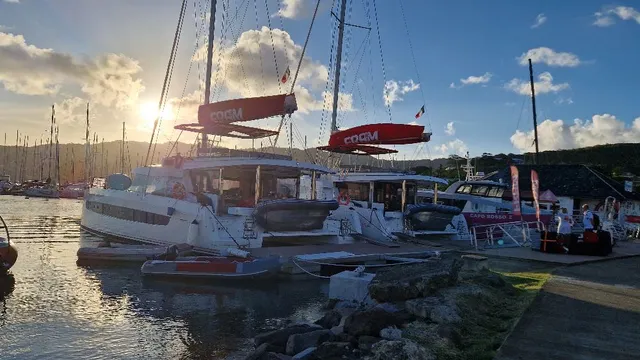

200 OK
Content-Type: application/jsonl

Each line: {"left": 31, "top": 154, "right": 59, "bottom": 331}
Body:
{"left": 456, "top": 185, "right": 472, "bottom": 194}
{"left": 373, "top": 182, "right": 416, "bottom": 212}
{"left": 471, "top": 185, "right": 489, "bottom": 196}
{"left": 487, "top": 187, "right": 505, "bottom": 198}
{"left": 190, "top": 166, "right": 302, "bottom": 210}
{"left": 337, "top": 182, "right": 370, "bottom": 202}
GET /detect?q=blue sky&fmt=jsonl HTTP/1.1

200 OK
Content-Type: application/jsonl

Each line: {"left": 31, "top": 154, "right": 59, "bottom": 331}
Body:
{"left": 1, "top": 0, "right": 639, "bottom": 161}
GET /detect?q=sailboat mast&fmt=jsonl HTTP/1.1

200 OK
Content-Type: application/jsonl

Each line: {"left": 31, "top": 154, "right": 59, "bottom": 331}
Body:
{"left": 71, "top": 147, "right": 75, "bottom": 183}
{"left": 39, "top": 138, "right": 43, "bottom": 180}
{"left": 528, "top": 58, "right": 539, "bottom": 164}
{"left": 14, "top": 130, "right": 18, "bottom": 183}
{"left": 2, "top": 133, "right": 5, "bottom": 175}
{"left": 330, "top": 0, "right": 348, "bottom": 133}
{"left": 49, "top": 105, "right": 54, "bottom": 179}
{"left": 56, "top": 127, "right": 60, "bottom": 186}
{"left": 85, "top": 103, "right": 90, "bottom": 184}
{"left": 121, "top": 122, "right": 125, "bottom": 174}
{"left": 201, "top": 0, "right": 218, "bottom": 152}
{"left": 100, "top": 138, "right": 104, "bottom": 177}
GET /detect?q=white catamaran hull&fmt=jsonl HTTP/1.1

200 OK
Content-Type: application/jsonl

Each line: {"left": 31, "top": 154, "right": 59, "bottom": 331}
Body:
{"left": 81, "top": 189, "right": 346, "bottom": 252}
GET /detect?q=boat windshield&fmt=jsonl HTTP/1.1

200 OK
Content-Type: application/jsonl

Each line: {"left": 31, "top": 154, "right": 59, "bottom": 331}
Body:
{"left": 190, "top": 165, "right": 302, "bottom": 208}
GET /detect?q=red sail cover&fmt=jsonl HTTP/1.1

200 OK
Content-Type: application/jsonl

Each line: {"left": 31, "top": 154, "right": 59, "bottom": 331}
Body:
{"left": 198, "top": 93, "right": 298, "bottom": 126}
{"left": 531, "top": 169, "right": 540, "bottom": 221}
{"left": 510, "top": 166, "right": 521, "bottom": 217}
{"left": 327, "top": 123, "right": 430, "bottom": 147}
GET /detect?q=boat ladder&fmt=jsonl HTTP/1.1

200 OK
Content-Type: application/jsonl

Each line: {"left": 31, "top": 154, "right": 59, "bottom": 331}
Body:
{"left": 243, "top": 216, "right": 257, "bottom": 240}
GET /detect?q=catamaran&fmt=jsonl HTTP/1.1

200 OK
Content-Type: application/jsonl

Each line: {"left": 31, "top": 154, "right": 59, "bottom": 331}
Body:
{"left": 81, "top": 1, "right": 347, "bottom": 252}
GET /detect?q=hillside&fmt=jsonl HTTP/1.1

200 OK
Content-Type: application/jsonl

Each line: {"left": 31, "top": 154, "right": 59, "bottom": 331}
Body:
{"left": 0, "top": 140, "right": 638, "bottom": 184}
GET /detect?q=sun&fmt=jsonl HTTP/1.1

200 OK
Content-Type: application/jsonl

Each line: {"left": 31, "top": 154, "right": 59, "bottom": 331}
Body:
{"left": 139, "top": 102, "right": 175, "bottom": 129}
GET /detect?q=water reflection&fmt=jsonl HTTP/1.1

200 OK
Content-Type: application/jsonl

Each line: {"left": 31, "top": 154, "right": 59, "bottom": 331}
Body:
{"left": 0, "top": 197, "right": 328, "bottom": 359}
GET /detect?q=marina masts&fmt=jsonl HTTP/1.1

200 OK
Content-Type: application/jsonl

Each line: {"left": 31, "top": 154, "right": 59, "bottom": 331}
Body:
{"left": 121, "top": 122, "right": 126, "bottom": 174}
{"left": 528, "top": 58, "right": 539, "bottom": 164}
{"left": 84, "top": 103, "right": 90, "bottom": 184}
{"left": 49, "top": 105, "right": 55, "bottom": 179}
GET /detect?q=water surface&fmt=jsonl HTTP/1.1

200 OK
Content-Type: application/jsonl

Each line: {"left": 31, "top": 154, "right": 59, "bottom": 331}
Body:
{"left": 0, "top": 197, "right": 327, "bottom": 359}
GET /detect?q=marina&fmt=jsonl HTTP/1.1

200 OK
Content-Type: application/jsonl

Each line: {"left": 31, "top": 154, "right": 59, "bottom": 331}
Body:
{"left": 1, "top": 0, "right": 640, "bottom": 359}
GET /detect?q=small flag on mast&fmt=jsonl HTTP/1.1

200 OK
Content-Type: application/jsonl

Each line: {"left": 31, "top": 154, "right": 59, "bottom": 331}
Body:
{"left": 281, "top": 66, "right": 291, "bottom": 84}
{"left": 415, "top": 105, "right": 425, "bottom": 119}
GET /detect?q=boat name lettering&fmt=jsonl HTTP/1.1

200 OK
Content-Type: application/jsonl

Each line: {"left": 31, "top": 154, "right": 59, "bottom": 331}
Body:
{"left": 344, "top": 131, "right": 379, "bottom": 145}
{"left": 469, "top": 213, "right": 510, "bottom": 220}
{"left": 209, "top": 108, "right": 243, "bottom": 122}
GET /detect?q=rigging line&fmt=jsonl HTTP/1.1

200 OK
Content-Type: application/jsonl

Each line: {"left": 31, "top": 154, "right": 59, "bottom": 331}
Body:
{"left": 513, "top": 94, "right": 528, "bottom": 134}
{"left": 195, "top": 0, "right": 207, "bottom": 103}
{"left": 315, "top": 9, "right": 339, "bottom": 163}
{"left": 361, "top": 0, "right": 377, "bottom": 124}
{"left": 272, "top": 0, "right": 322, "bottom": 148}
{"left": 253, "top": 0, "right": 266, "bottom": 96}
{"left": 165, "top": 0, "right": 210, "bottom": 157}
{"left": 152, "top": 0, "right": 187, "bottom": 164}
{"left": 371, "top": 0, "right": 392, "bottom": 123}
{"left": 263, "top": 0, "right": 282, "bottom": 93}
{"left": 343, "top": 31, "right": 370, "bottom": 128}
{"left": 398, "top": 0, "right": 429, "bottom": 129}
{"left": 145, "top": 0, "right": 188, "bottom": 166}
{"left": 214, "top": 0, "right": 251, "bottom": 101}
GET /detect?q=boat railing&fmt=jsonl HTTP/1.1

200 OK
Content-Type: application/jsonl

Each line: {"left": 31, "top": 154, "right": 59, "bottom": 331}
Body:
{"left": 471, "top": 220, "right": 543, "bottom": 250}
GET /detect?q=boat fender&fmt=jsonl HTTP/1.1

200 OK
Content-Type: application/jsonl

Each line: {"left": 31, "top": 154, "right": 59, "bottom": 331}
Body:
{"left": 338, "top": 191, "right": 351, "bottom": 206}
{"left": 187, "top": 219, "right": 199, "bottom": 246}
{"left": 172, "top": 182, "right": 187, "bottom": 200}
{"left": 226, "top": 247, "right": 250, "bottom": 258}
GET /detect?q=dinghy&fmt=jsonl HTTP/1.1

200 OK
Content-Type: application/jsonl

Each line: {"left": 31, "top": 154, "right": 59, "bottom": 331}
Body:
{"left": 140, "top": 255, "right": 281, "bottom": 280}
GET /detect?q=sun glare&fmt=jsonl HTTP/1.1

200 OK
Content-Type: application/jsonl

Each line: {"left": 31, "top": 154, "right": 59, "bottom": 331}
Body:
{"left": 139, "top": 102, "right": 175, "bottom": 129}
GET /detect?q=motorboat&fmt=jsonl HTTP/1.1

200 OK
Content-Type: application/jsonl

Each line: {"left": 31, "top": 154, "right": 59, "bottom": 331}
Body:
{"left": 60, "top": 183, "right": 87, "bottom": 199}
{"left": 81, "top": 150, "right": 346, "bottom": 252}
{"left": 0, "top": 215, "right": 17, "bottom": 273}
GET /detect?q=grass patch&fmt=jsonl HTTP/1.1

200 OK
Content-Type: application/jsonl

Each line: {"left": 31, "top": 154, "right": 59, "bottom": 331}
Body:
{"left": 431, "top": 270, "right": 552, "bottom": 360}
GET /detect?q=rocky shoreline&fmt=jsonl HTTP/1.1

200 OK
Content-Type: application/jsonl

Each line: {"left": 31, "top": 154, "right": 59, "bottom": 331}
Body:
{"left": 245, "top": 255, "right": 523, "bottom": 360}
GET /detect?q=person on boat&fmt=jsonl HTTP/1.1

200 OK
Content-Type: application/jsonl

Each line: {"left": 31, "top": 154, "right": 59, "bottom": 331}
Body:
{"left": 557, "top": 208, "right": 574, "bottom": 251}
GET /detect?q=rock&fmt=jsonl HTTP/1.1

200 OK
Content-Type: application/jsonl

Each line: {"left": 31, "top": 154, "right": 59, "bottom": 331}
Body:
{"left": 358, "top": 335, "right": 381, "bottom": 352}
{"left": 437, "top": 324, "right": 462, "bottom": 346}
{"left": 292, "top": 347, "right": 316, "bottom": 360}
{"left": 259, "top": 353, "right": 291, "bottom": 360}
{"left": 367, "top": 340, "right": 434, "bottom": 360}
{"left": 375, "top": 303, "right": 400, "bottom": 313}
{"left": 461, "top": 254, "right": 488, "bottom": 272}
{"left": 343, "top": 308, "right": 404, "bottom": 337}
{"left": 285, "top": 329, "right": 332, "bottom": 355}
{"left": 313, "top": 341, "right": 353, "bottom": 359}
{"left": 265, "top": 344, "right": 286, "bottom": 354}
{"left": 330, "top": 325, "right": 343, "bottom": 336}
{"left": 379, "top": 327, "right": 402, "bottom": 340}
{"left": 244, "top": 343, "right": 269, "bottom": 360}
{"left": 314, "top": 310, "right": 342, "bottom": 329}
{"left": 405, "top": 297, "right": 461, "bottom": 324}
{"left": 482, "top": 272, "right": 507, "bottom": 288}
{"left": 254, "top": 324, "right": 323, "bottom": 347}
{"left": 368, "top": 259, "right": 462, "bottom": 302}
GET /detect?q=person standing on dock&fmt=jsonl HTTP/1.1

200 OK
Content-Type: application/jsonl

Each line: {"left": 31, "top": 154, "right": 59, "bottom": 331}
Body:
{"left": 582, "top": 204, "right": 596, "bottom": 232}
{"left": 557, "top": 208, "right": 573, "bottom": 252}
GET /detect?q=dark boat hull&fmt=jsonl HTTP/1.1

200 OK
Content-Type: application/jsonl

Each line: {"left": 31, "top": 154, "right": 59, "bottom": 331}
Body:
{"left": 0, "top": 243, "right": 18, "bottom": 273}
{"left": 405, "top": 203, "right": 462, "bottom": 231}
{"left": 254, "top": 199, "right": 339, "bottom": 232}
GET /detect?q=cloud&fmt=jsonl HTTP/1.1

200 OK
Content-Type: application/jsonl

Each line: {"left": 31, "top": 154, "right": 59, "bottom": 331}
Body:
{"left": 435, "top": 139, "right": 469, "bottom": 157}
{"left": 383, "top": 79, "right": 420, "bottom": 107}
{"left": 594, "top": 6, "right": 640, "bottom": 27}
{"left": 54, "top": 97, "right": 87, "bottom": 125}
{"left": 445, "top": 122, "right": 455, "bottom": 136}
{"left": 510, "top": 114, "right": 640, "bottom": 152}
{"left": 450, "top": 72, "right": 492, "bottom": 88}
{"left": 274, "top": 0, "right": 313, "bottom": 19}
{"left": 505, "top": 71, "right": 569, "bottom": 96}
{"left": 192, "top": 26, "right": 352, "bottom": 115}
{"left": 0, "top": 31, "right": 144, "bottom": 108}
{"left": 554, "top": 97, "right": 574, "bottom": 105}
{"left": 3, "top": 0, "right": 20, "bottom": 3}
{"left": 531, "top": 13, "right": 547, "bottom": 28}
{"left": 517, "top": 47, "right": 581, "bottom": 67}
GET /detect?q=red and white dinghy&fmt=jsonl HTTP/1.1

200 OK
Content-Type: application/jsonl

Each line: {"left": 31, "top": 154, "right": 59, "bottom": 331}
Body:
{"left": 140, "top": 256, "right": 280, "bottom": 280}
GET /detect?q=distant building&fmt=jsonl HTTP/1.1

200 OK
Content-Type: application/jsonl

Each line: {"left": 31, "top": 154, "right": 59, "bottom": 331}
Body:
{"left": 485, "top": 164, "right": 640, "bottom": 215}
